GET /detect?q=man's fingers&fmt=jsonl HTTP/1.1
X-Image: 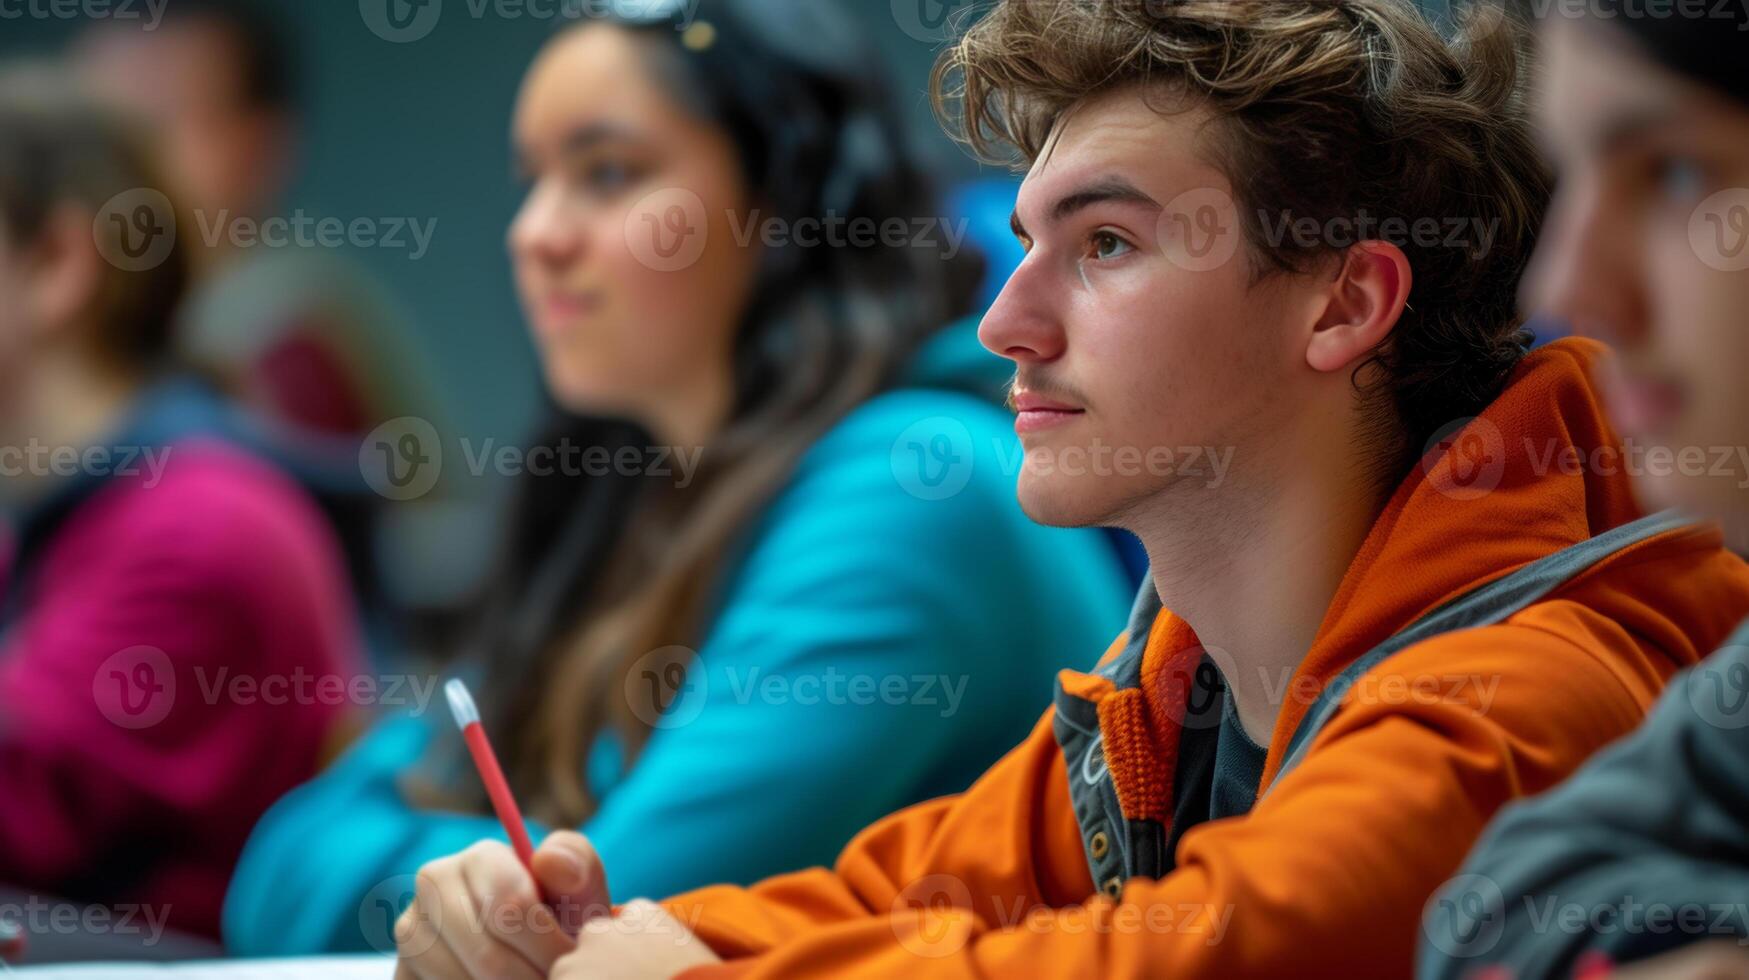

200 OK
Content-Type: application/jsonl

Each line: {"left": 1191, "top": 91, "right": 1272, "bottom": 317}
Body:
{"left": 559, "top": 899, "right": 722, "bottom": 979}
{"left": 395, "top": 887, "right": 469, "bottom": 980}
{"left": 427, "top": 843, "right": 551, "bottom": 980}
{"left": 461, "top": 839, "right": 576, "bottom": 971}
{"left": 580, "top": 900, "right": 680, "bottom": 942}
{"left": 533, "top": 831, "right": 612, "bottom": 934}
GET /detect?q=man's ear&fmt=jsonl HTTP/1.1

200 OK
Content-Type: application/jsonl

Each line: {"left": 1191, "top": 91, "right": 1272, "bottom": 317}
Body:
{"left": 1305, "top": 241, "right": 1412, "bottom": 374}
{"left": 24, "top": 204, "right": 105, "bottom": 345}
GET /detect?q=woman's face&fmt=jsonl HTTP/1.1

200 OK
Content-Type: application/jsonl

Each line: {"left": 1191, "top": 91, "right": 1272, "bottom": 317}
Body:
{"left": 509, "top": 24, "right": 760, "bottom": 446}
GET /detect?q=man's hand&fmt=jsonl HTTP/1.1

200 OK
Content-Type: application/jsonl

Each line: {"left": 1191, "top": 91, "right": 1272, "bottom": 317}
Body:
{"left": 395, "top": 830, "right": 611, "bottom": 980}
{"left": 551, "top": 900, "right": 722, "bottom": 980}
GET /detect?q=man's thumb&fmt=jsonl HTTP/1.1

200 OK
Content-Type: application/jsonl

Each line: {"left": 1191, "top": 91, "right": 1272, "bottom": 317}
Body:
{"left": 531, "top": 830, "right": 610, "bottom": 934}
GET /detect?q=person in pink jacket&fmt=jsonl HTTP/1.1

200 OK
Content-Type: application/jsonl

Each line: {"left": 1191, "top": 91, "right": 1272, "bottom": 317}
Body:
{"left": 0, "top": 71, "right": 364, "bottom": 939}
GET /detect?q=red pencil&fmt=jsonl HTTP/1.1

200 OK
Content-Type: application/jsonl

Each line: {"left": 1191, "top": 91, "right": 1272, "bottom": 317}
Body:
{"left": 1573, "top": 950, "right": 1614, "bottom": 980}
{"left": 0, "top": 916, "right": 24, "bottom": 965}
{"left": 446, "top": 679, "right": 542, "bottom": 885}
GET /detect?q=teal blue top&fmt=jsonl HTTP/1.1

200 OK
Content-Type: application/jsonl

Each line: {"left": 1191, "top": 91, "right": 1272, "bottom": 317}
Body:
{"left": 222, "top": 319, "right": 1132, "bottom": 954}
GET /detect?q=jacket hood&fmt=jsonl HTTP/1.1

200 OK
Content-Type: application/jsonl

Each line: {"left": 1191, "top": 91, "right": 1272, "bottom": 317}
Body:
{"left": 1262, "top": 336, "right": 1733, "bottom": 765}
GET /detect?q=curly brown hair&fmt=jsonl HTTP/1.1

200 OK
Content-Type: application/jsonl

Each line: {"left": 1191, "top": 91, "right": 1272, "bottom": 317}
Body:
{"left": 932, "top": 0, "right": 1551, "bottom": 473}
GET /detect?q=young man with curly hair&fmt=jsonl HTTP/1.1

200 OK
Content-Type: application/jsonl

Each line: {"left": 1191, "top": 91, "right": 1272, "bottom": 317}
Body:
{"left": 392, "top": 2, "right": 1749, "bottom": 977}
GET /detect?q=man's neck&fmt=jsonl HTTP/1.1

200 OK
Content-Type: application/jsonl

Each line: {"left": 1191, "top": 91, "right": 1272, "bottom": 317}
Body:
{"left": 1127, "top": 422, "right": 1391, "bottom": 745}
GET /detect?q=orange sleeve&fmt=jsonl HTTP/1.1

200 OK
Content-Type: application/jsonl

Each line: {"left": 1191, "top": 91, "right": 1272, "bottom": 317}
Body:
{"left": 671, "top": 611, "right": 1677, "bottom": 979}
{"left": 663, "top": 702, "right": 1096, "bottom": 963}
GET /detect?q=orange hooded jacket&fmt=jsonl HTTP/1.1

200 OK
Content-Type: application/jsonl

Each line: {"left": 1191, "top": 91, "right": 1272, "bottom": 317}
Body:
{"left": 662, "top": 339, "right": 1749, "bottom": 979}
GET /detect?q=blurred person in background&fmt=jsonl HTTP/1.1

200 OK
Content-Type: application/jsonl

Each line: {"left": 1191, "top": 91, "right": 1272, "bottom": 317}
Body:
{"left": 222, "top": 0, "right": 1132, "bottom": 955}
{"left": 73, "top": 0, "right": 454, "bottom": 655}
{"left": 0, "top": 69, "right": 365, "bottom": 940}
{"left": 1420, "top": 3, "right": 1749, "bottom": 978}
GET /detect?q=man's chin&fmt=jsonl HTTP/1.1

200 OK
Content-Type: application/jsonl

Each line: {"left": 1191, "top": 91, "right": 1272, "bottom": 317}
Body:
{"left": 1016, "top": 474, "right": 1110, "bottom": 529}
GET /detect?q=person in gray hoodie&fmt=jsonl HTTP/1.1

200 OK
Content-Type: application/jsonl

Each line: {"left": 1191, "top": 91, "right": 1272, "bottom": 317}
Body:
{"left": 1419, "top": 3, "right": 1749, "bottom": 978}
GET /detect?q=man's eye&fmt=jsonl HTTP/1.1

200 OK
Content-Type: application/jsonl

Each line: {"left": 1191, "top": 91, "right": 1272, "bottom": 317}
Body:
{"left": 1089, "top": 231, "right": 1133, "bottom": 260}
{"left": 1653, "top": 155, "right": 1707, "bottom": 203}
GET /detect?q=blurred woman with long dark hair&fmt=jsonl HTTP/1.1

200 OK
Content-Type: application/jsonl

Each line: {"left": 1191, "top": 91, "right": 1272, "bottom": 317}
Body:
{"left": 224, "top": 0, "right": 1129, "bottom": 954}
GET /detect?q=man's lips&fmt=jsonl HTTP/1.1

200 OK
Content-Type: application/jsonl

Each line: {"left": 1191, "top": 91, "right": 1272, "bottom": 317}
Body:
{"left": 1011, "top": 391, "right": 1084, "bottom": 434}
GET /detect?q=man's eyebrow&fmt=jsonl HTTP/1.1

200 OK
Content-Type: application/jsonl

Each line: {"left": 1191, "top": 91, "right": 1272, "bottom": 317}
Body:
{"left": 1589, "top": 105, "right": 1676, "bottom": 158}
{"left": 1009, "top": 177, "right": 1163, "bottom": 239}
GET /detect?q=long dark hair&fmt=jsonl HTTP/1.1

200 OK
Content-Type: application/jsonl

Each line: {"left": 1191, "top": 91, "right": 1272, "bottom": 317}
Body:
{"left": 418, "top": 0, "right": 982, "bottom": 824}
